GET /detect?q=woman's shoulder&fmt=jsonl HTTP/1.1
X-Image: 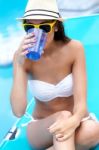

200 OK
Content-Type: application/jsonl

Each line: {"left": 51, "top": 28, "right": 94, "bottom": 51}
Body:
{"left": 62, "top": 39, "right": 85, "bottom": 62}
{"left": 65, "top": 39, "right": 84, "bottom": 54}
{"left": 67, "top": 39, "right": 84, "bottom": 49}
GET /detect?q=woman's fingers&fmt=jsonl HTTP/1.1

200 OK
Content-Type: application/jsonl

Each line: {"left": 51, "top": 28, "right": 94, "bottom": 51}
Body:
{"left": 56, "top": 130, "right": 74, "bottom": 142}
{"left": 48, "top": 123, "right": 61, "bottom": 134}
{"left": 48, "top": 121, "right": 58, "bottom": 130}
{"left": 49, "top": 127, "right": 62, "bottom": 135}
{"left": 25, "top": 32, "right": 35, "bottom": 39}
{"left": 57, "top": 134, "right": 72, "bottom": 142}
{"left": 20, "top": 43, "right": 36, "bottom": 56}
{"left": 21, "top": 38, "right": 36, "bottom": 55}
{"left": 55, "top": 133, "right": 64, "bottom": 139}
{"left": 24, "top": 38, "right": 36, "bottom": 44}
{"left": 20, "top": 33, "right": 36, "bottom": 56}
{"left": 20, "top": 50, "right": 29, "bottom": 56}
{"left": 17, "top": 32, "right": 36, "bottom": 56}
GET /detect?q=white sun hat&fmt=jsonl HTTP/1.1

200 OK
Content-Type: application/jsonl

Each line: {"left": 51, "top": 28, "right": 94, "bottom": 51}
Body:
{"left": 17, "top": 0, "right": 63, "bottom": 21}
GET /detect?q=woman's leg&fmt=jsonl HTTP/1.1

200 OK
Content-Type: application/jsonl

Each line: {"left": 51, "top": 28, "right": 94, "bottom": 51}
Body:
{"left": 46, "top": 146, "right": 54, "bottom": 150}
{"left": 26, "top": 110, "right": 74, "bottom": 150}
{"left": 53, "top": 133, "right": 75, "bottom": 150}
{"left": 46, "top": 134, "right": 75, "bottom": 150}
{"left": 75, "top": 115, "right": 99, "bottom": 150}
{"left": 46, "top": 114, "right": 99, "bottom": 150}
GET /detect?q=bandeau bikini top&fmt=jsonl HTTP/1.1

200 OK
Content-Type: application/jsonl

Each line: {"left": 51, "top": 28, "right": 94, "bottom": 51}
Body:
{"left": 28, "top": 73, "right": 73, "bottom": 102}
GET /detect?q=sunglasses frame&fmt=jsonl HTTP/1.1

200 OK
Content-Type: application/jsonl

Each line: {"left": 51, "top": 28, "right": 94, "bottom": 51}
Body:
{"left": 22, "top": 20, "right": 57, "bottom": 33}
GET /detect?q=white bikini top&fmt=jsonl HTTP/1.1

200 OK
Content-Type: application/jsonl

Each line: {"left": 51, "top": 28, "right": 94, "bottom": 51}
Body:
{"left": 28, "top": 73, "right": 73, "bottom": 102}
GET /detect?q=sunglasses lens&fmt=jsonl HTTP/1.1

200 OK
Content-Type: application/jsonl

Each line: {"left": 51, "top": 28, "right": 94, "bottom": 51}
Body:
{"left": 40, "top": 25, "right": 51, "bottom": 33}
{"left": 24, "top": 25, "right": 34, "bottom": 32}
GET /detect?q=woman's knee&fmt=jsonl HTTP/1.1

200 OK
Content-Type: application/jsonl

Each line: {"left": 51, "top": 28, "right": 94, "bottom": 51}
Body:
{"left": 54, "top": 110, "right": 72, "bottom": 121}
{"left": 26, "top": 111, "right": 72, "bottom": 149}
{"left": 75, "top": 120, "right": 99, "bottom": 147}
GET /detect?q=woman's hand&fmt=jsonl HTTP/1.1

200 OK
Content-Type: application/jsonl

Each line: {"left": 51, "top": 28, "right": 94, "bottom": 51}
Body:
{"left": 14, "top": 32, "right": 37, "bottom": 64}
{"left": 48, "top": 112, "right": 81, "bottom": 142}
{"left": 18, "top": 32, "right": 36, "bottom": 56}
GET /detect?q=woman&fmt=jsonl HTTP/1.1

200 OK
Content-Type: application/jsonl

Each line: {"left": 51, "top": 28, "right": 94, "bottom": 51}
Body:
{"left": 10, "top": 0, "right": 99, "bottom": 149}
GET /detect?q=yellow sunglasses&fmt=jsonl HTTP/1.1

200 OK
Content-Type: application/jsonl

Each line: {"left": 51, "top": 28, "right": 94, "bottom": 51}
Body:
{"left": 22, "top": 20, "right": 56, "bottom": 33}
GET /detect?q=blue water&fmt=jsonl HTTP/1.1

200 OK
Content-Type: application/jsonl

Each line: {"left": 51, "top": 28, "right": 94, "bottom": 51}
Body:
{"left": 0, "top": 65, "right": 32, "bottom": 142}
{"left": 0, "top": 15, "right": 99, "bottom": 149}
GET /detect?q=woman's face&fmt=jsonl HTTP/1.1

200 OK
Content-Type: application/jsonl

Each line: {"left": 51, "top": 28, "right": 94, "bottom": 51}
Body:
{"left": 26, "top": 19, "right": 57, "bottom": 49}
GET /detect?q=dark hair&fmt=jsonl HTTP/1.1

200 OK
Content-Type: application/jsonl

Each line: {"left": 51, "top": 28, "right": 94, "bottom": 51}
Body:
{"left": 54, "top": 21, "right": 71, "bottom": 44}
{"left": 23, "top": 19, "right": 71, "bottom": 44}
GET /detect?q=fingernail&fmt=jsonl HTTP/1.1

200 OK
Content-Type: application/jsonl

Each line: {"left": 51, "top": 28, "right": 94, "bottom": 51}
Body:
{"left": 30, "top": 33, "right": 34, "bottom": 36}
{"left": 26, "top": 50, "right": 29, "bottom": 53}
{"left": 29, "top": 33, "right": 33, "bottom": 36}
{"left": 42, "top": 51, "right": 44, "bottom": 54}
{"left": 22, "top": 51, "right": 28, "bottom": 55}
{"left": 32, "top": 39, "right": 36, "bottom": 42}
{"left": 28, "top": 44, "right": 33, "bottom": 47}
{"left": 20, "top": 52, "right": 25, "bottom": 55}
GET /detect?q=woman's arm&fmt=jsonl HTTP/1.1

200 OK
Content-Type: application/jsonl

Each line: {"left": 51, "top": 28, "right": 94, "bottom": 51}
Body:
{"left": 72, "top": 40, "right": 88, "bottom": 121}
{"left": 10, "top": 52, "right": 29, "bottom": 118}
{"left": 10, "top": 33, "right": 35, "bottom": 118}
{"left": 46, "top": 40, "right": 88, "bottom": 141}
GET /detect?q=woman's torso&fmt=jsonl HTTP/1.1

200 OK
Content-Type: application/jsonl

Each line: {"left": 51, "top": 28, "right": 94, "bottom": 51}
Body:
{"left": 26, "top": 40, "right": 75, "bottom": 119}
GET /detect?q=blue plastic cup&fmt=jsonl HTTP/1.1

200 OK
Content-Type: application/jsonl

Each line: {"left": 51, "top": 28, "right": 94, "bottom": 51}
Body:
{"left": 25, "top": 28, "right": 47, "bottom": 61}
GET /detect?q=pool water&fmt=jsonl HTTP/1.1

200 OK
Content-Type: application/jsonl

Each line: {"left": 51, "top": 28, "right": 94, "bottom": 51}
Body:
{"left": 0, "top": 65, "right": 32, "bottom": 142}
{"left": 0, "top": 15, "right": 99, "bottom": 149}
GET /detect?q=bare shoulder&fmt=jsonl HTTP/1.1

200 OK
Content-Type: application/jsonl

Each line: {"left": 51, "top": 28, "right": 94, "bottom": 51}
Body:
{"left": 67, "top": 39, "right": 84, "bottom": 50}
{"left": 66, "top": 39, "right": 85, "bottom": 57}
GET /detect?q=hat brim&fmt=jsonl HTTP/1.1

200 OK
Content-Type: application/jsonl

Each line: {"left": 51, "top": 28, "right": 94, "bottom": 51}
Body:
{"left": 16, "top": 16, "right": 64, "bottom": 22}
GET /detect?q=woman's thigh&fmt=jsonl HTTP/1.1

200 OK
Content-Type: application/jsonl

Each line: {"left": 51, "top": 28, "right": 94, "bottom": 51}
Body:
{"left": 75, "top": 118, "right": 99, "bottom": 149}
{"left": 26, "top": 111, "right": 72, "bottom": 149}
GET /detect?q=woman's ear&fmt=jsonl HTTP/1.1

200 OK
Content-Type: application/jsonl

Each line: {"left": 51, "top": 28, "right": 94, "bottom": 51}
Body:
{"left": 54, "top": 27, "right": 58, "bottom": 32}
{"left": 54, "top": 21, "right": 58, "bottom": 32}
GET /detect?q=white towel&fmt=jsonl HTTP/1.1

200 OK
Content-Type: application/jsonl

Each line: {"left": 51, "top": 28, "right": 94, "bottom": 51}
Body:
{"left": 57, "top": 0, "right": 99, "bottom": 18}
